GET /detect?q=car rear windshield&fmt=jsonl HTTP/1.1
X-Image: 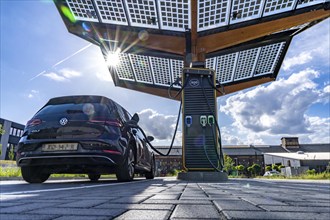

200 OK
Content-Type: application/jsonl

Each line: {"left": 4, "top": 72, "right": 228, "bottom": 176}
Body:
{"left": 36, "top": 103, "right": 115, "bottom": 120}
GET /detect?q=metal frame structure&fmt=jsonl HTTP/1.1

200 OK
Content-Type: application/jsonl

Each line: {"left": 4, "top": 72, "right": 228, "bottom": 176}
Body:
{"left": 54, "top": 0, "right": 330, "bottom": 99}
{"left": 53, "top": 0, "right": 329, "bottom": 174}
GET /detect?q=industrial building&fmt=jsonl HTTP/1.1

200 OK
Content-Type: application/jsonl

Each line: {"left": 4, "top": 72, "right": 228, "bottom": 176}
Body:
{"left": 0, "top": 118, "right": 25, "bottom": 160}
{"left": 155, "top": 137, "right": 330, "bottom": 175}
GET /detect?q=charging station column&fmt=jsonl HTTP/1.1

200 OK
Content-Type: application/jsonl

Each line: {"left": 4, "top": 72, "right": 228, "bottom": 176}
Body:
{"left": 182, "top": 68, "right": 220, "bottom": 171}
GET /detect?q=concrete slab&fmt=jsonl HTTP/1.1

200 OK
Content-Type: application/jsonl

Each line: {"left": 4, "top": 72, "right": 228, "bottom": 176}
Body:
{"left": 0, "top": 214, "right": 59, "bottom": 220}
{"left": 171, "top": 204, "right": 221, "bottom": 219}
{"left": 114, "top": 210, "right": 171, "bottom": 220}
{"left": 222, "top": 210, "right": 330, "bottom": 220}
{"left": 2, "top": 178, "right": 329, "bottom": 220}
{"left": 177, "top": 171, "right": 228, "bottom": 182}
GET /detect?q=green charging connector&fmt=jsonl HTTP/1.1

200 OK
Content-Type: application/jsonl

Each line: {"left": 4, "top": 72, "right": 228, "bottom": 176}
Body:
{"left": 200, "top": 116, "right": 207, "bottom": 127}
{"left": 208, "top": 115, "right": 215, "bottom": 126}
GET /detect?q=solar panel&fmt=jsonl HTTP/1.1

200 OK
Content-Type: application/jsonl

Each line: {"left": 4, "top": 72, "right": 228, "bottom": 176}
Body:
{"left": 124, "top": 0, "right": 158, "bottom": 29}
{"left": 158, "top": 0, "right": 191, "bottom": 31}
{"left": 58, "top": 0, "right": 328, "bottom": 98}
{"left": 112, "top": 51, "right": 185, "bottom": 88}
{"left": 263, "top": 0, "right": 295, "bottom": 17}
{"left": 234, "top": 47, "right": 260, "bottom": 80}
{"left": 230, "top": 0, "right": 264, "bottom": 24}
{"left": 115, "top": 53, "right": 135, "bottom": 81}
{"left": 170, "top": 59, "right": 184, "bottom": 88}
{"left": 204, "top": 41, "right": 287, "bottom": 84}
{"left": 149, "top": 56, "right": 172, "bottom": 86}
{"left": 110, "top": 39, "right": 286, "bottom": 88}
{"left": 197, "top": 0, "right": 231, "bottom": 31}
{"left": 214, "top": 53, "right": 238, "bottom": 84}
{"left": 297, "top": 0, "right": 326, "bottom": 9}
{"left": 66, "top": 0, "right": 98, "bottom": 22}
{"left": 129, "top": 54, "right": 154, "bottom": 84}
{"left": 254, "top": 42, "right": 286, "bottom": 76}
{"left": 94, "top": 0, "right": 128, "bottom": 25}
{"left": 64, "top": 0, "right": 326, "bottom": 32}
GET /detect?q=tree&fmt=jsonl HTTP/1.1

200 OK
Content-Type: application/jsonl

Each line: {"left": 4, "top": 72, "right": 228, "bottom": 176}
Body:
{"left": 236, "top": 165, "right": 245, "bottom": 176}
{"left": 247, "top": 164, "right": 262, "bottom": 176}
{"left": 272, "top": 164, "right": 280, "bottom": 172}
{"left": 306, "top": 169, "right": 316, "bottom": 175}
{"left": 247, "top": 166, "right": 253, "bottom": 176}
{"left": 223, "top": 154, "right": 235, "bottom": 174}
{"left": 265, "top": 165, "right": 272, "bottom": 171}
{"left": 252, "top": 164, "right": 261, "bottom": 176}
{"left": 0, "top": 124, "right": 5, "bottom": 156}
{"left": 8, "top": 145, "right": 15, "bottom": 161}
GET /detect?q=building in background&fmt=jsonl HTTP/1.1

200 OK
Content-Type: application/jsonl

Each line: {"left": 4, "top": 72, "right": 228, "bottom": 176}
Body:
{"left": 154, "top": 137, "right": 329, "bottom": 175}
{"left": 154, "top": 146, "right": 182, "bottom": 176}
{"left": 0, "top": 118, "right": 25, "bottom": 160}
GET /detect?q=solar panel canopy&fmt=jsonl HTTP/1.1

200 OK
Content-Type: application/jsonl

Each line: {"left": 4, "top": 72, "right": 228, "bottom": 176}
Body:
{"left": 55, "top": 0, "right": 330, "bottom": 99}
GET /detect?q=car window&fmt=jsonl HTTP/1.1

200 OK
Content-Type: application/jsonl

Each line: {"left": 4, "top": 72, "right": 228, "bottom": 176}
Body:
{"left": 115, "top": 103, "right": 129, "bottom": 123}
{"left": 36, "top": 103, "right": 115, "bottom": 120}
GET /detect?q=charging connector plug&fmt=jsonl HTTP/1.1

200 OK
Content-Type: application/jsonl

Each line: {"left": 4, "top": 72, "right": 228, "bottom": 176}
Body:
{"left": 200, "top": 116, "right": 207, "bottom": 127}
{"left": 208, "top": 115, "right": 215, "bottom": 126}
{"left": 185, "top": 116, "right": 193, "bottom": 128}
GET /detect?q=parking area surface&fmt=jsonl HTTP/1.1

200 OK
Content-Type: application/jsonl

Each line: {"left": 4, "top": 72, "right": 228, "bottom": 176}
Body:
{"left": 1, "top": 177, "right": 329, "bottom": 219}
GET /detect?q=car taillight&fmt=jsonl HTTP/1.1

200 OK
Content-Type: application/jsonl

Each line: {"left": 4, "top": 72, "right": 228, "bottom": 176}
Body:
{"left": 27, "top": 118, "right": 42, "bottom": 127}
{"left": 89, "top": 118, "right": 121, "bottom": 127}
{"left": 103, "top": 150, "right": 121, "bottom": 155}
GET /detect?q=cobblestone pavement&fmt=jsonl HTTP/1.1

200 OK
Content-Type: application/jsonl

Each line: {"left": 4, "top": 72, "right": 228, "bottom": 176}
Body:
{"left": 1, "top": 177, "right": 329, "bottom": 219}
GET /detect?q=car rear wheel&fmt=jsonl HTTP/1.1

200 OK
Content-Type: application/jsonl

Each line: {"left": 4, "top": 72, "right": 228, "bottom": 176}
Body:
{"left": 145, "top": 156, "right": 155, "bottom": 179}
{"left": 116, "top": 147, "right": 135, "bottom": 182}
{"left": 21, "top": 166, "right": 50, "bottom": 184}
{"left": 88, "top": 174, "right": 101, "bottom": 181}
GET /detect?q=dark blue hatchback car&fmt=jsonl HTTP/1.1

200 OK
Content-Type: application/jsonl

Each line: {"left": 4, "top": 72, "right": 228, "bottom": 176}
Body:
{"left": 16, "top": 95, "right": 155, "bottom": 183}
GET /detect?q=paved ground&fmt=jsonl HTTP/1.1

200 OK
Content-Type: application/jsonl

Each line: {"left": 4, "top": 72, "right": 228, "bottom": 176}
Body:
{"left": 1, "top": 177, "right": 329, "bottom": 219}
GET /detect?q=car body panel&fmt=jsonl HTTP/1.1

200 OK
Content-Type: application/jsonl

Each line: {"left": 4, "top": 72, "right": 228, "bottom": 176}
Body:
{"left": 16, "top": 95, "right": 154, "bottom": 179}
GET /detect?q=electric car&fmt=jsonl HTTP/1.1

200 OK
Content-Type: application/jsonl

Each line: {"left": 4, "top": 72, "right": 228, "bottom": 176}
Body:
{"left": 16, "top": 95, "right": 156, "bottom": 183}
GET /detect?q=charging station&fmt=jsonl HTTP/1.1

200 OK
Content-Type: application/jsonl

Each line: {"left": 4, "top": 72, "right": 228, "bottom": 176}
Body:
{"left": 177, "top": 67, "right": 227, "bottom": 181}
{"left": 182, "top": 68, "right": 219, "bottom": 170}
{"left": 54, "top": 0, "right": 329, "bottom": 182}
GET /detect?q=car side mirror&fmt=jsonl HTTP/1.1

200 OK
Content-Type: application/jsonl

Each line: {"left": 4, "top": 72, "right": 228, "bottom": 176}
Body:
{"left": 147, "top": 136, "right": 154, "bottom": 142}
{"left": 124, "top": 113, "right": 140, "bottom": 129}
{"left": 131, "top": 113, "right": 139, "bottom": 123}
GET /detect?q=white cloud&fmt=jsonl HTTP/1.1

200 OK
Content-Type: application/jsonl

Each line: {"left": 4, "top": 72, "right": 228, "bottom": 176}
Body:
{"left": 324, "top": 85, "right": 330, "bottom": 93}
{"left": 220, "top": 127, "right": 243, "bottom": 145}
{"left": 137, "top": 109, "right": 178, "bottom": 141}
{"left": 59, "top": 68, "right": 81, "bottom": 78}
{"left": 220, "top": 68, "right": 329, "bottom": 144}
{"left": 282, "top": 19, "right": 330, "bottom": 71}
{"left": 283, "top": 51, "right": 312, "bottom": 71}
{"left": 305, "top": 116, "right": 330, "bottom": 143}
{"left": 43, "top": 68, "right": 81, "bottom": 82}
{"left": 44, "top": 72, "right": 67, "bottom": 82}
{"left": 26, "top": 89, "right": 39, "bottom": 99}
{"left": 96, "top": 71, "right": 112, "bottom": 82}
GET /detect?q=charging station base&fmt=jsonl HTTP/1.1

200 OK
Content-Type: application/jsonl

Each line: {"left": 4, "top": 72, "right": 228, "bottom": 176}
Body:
{"left": 177, "top": 171, "right": 228, "bottom": 182}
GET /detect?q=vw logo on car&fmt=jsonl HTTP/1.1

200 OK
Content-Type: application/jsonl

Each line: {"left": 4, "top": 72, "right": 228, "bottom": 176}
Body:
{"left": 59, "top": 117, "right": 68, "bottom": 126}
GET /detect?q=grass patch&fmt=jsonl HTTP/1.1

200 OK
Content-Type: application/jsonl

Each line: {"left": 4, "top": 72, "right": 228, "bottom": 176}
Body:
{"left": 256, "top": 172, "right": 330, "bottom": 180}
{"left": 0, "top": 166, "right": 21, "bottom": 177}
{"left": 0, "top": 165, "right": 117, "bottom": 179}
{"left": 228, "top": 174, "right": 247, "bottom": 178}
{"left": 0, "top": 160, "right": 16, "bottom": 165}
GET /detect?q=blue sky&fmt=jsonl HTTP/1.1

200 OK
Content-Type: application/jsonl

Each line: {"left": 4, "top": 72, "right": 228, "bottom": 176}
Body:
{"left": 1, "top": 1, "right": 329, "bottom": 146}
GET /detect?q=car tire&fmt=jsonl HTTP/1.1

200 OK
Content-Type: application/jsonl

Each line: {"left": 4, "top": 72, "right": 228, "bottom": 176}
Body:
{"left": 116, "top": 147, "right": 135, "bottom": 182}
{"left": 21, "top": 166, "right": 50, "bottom": 184}
{"left": 88, "top": 174, "right": 101, "bottom": 181}
{"left": 145, "top": 156, "right": 155, "bottom": 179}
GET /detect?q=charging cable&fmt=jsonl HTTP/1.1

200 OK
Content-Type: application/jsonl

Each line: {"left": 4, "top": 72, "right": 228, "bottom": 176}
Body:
{"left": 200, "top": 76, "right": 224, "bottom": 170}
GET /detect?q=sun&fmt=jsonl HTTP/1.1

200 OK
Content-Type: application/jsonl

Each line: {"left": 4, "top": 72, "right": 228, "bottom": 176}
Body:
{"left": 106, "top": 48, "right": 121, "bottom": 67}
